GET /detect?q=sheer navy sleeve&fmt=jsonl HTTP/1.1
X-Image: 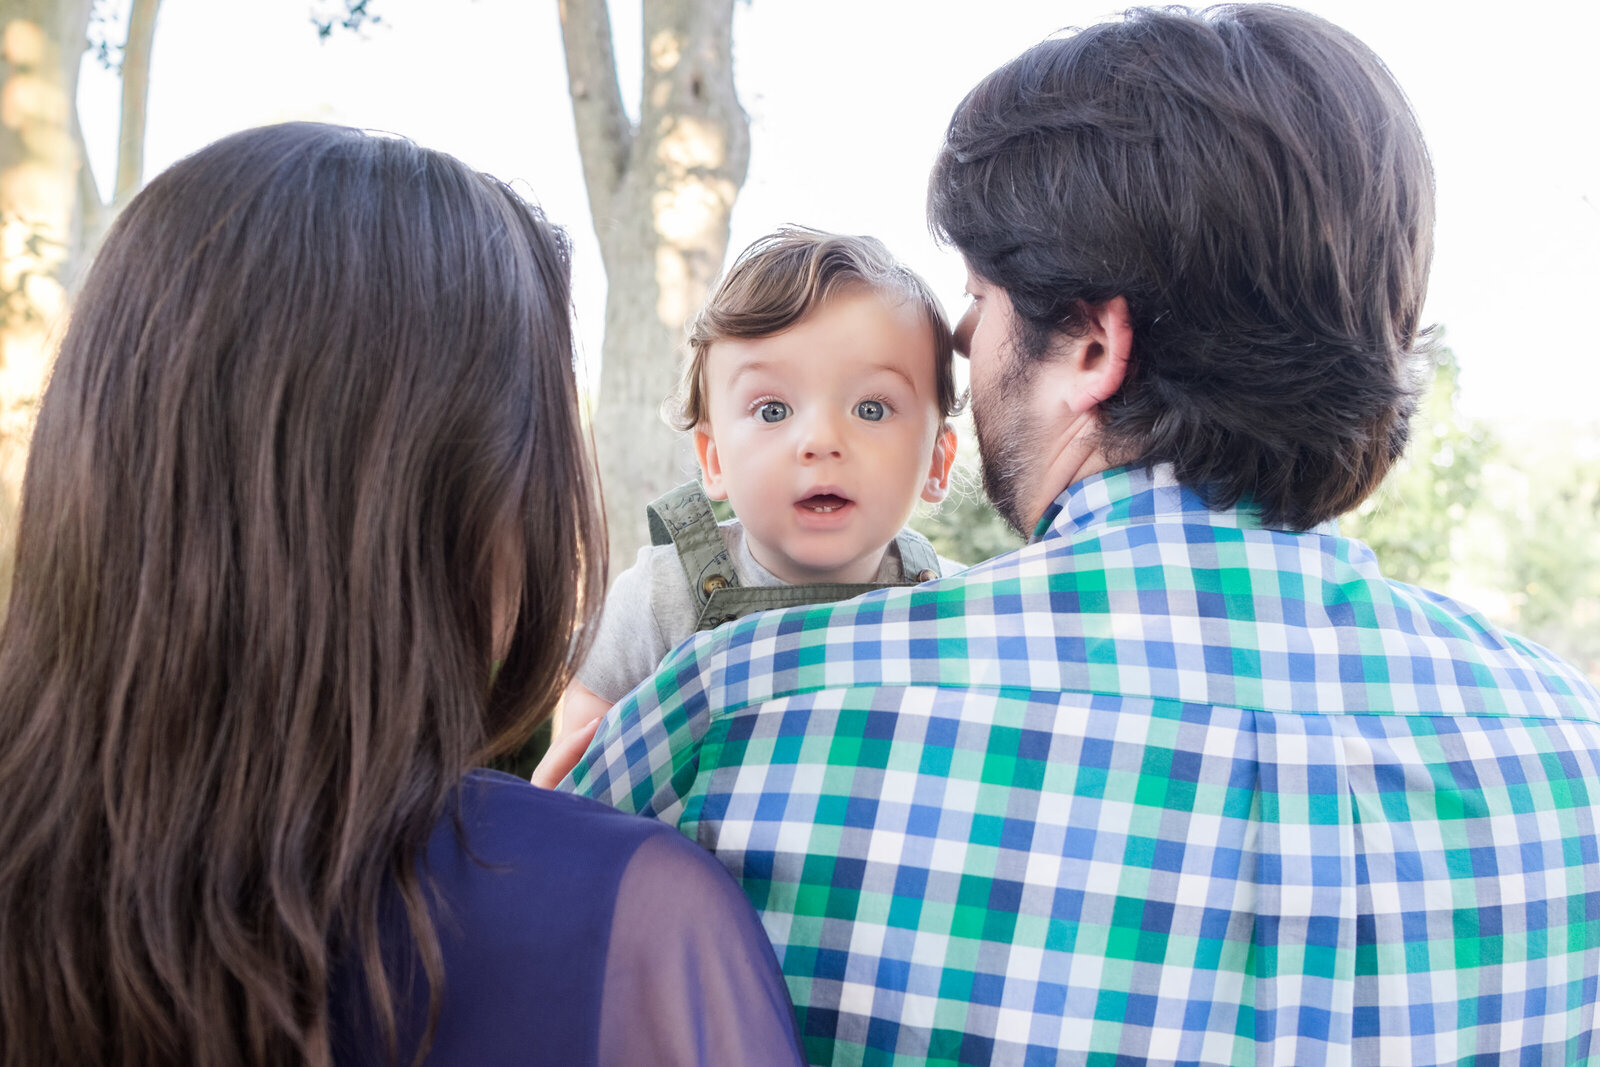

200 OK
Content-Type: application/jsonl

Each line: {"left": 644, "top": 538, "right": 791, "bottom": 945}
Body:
{"left": 329, "top": 771, "right": 802, "bottom": 1066}
{"left": 598, "top": 831, "right": 804, "bottom": 1066}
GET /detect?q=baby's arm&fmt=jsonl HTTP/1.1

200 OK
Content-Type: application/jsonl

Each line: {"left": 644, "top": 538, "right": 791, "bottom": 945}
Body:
{"left": 530, "top": 714, "right": 600, "bottom": 789}
{"left": 550, "top": 544, "right": 673, "bottom": 741}
{"left": 537, "top": 682, "right": 610, "bottom": 786}
{"left": 557, "top": 680, "right": 613, "bottom": 739}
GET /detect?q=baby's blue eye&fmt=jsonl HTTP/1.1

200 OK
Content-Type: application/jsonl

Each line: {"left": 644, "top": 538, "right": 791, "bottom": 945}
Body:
{"left": 855, "top": 400, "right": 886, "bottom": 422}
{"left": 758, "top": 401, "right": 790, "bottom": 423}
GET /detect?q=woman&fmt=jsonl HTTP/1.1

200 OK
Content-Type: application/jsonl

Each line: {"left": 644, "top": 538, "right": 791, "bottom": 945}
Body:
{"left": 0, "top": 123, "right": 802, "bottom": 1066}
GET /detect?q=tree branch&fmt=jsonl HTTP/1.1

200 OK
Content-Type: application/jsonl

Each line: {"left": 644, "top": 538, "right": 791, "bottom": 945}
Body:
{"left": 557, "top": 0, "right": 631, "bottom": 220}
{"left": 113, "top": 0, "right": 160, "bottom": 207}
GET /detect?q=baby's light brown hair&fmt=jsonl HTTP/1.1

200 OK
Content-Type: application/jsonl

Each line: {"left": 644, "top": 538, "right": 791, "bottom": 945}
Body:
{"left": 669, "top": 227, "right": 958, "bottom": 430}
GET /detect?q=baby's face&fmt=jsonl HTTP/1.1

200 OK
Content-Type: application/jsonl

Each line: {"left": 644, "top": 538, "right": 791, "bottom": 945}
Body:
{"left": 694, "top": 290, "right": 954, "bottom": 585}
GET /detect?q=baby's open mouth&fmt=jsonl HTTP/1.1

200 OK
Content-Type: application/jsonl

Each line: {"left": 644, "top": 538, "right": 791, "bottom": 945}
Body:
{"left": 798, "top": 493, "right": 851, "bottom": 513}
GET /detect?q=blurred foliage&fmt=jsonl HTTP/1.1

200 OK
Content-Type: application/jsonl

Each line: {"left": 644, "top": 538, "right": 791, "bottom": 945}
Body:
{"left": 1343, "top": 346, "right": 1494, "bottom": 588}
{"left": 1485, "top": 436, "right": 1600, "bottom": 677}
{"left": 491, "top": 718, "right": 552, "bottom": 781}
{"left": 87, "top": 0, "right": 127, "bottom": 71}
{"left": 905, "top": 421, "right": 1024, "bottom": 567}
{"left": 1345, "top": 344, "right": 1600, "bottom": 682}
{"left": 1504, "top": 457, "right": 1600, "bottom": 633}
{"left": 312, "top": 0, "right": 381, "bottom": 39}
{"left": 912, "top": 467, "right": 1023, "bottom": 568}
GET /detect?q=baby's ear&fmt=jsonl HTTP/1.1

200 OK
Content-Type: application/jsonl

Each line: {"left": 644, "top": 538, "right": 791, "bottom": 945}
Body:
{"left": 694, "top": 425, "right": 730, "bottom": 501}
{"left": 920, "top": 424, "right": 957, "bottom": 504}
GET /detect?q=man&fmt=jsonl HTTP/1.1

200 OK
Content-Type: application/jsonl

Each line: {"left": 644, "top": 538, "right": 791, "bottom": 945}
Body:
{"left": 565, "top": 6, "right": 1600, "bottom": 1065}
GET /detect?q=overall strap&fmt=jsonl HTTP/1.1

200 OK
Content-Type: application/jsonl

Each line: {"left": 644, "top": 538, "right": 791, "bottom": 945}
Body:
{"left": 696, "top": 582, "right": 886, "bottom": 631}
{"left": 645, "top": 480, "right": 741, "bottom": 610}
{"left": 893, "top": 527, "right": 941, "bottom": 582}
{"left": 693, "top": 530, "right": 945, "bottom": 632}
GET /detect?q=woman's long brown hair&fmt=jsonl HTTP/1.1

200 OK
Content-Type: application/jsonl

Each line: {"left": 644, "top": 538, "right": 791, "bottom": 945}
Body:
{"left": 0, "top": 123, "right": 606, "bottom": 1065}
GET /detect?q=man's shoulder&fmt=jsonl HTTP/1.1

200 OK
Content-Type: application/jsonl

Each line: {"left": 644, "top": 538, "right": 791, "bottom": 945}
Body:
{"left": 649, "top": 542, "right": 1031, "bottom": 709}
{"left": 1374, "top": 574, "right": 1600, "bottom": 714}
{"left": 659, "top": 517, "right": 1600, "bottom": 724}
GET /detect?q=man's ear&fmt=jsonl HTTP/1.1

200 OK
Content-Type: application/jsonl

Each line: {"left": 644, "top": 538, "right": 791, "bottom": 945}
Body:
{"left": 920, "top": 425, "right": 958, "bottom": 504}
{"left": 693, "top": 425, "right": 729, "bottom": 501}
{"left": 1063, "top": 295, "right": 1133, "bottom": 413}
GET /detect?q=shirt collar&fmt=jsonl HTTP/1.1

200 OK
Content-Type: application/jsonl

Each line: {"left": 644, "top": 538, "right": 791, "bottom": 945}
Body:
{"left": 1030, "top": 463, "right": 1340, "bottom": 543}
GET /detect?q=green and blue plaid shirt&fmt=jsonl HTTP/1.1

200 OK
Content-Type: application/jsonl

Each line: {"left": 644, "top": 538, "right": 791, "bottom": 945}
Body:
{"left": 566, "top": 465, "right": 1600, "bottom": 1066}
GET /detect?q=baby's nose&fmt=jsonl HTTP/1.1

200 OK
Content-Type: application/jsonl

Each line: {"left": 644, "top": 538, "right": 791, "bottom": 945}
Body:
{"left": 798, "top": 413, "right": 845, "bottom": 460}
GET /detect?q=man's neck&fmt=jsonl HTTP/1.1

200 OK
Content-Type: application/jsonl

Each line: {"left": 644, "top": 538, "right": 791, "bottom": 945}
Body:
{"left": 1020, "top": 417, "right": 1115, "bottom": 534}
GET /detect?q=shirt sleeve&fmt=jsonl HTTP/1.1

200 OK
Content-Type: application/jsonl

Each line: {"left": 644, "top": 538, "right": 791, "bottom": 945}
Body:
{"left": 561, "top": 625, "right": 720, "bottom": 822}
{"left": 597, "top": 831, "right": 804, "bottom": 1067}
{"left": 575, "top": 547, "right": 673, "bottom": 704}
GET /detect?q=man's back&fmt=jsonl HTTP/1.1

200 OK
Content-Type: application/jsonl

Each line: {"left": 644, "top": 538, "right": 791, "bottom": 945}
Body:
{"left": 570, "top": 466, "right": 1600, "bottom": 1066}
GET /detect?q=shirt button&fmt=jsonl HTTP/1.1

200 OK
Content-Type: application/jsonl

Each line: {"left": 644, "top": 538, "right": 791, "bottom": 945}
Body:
{"left": 702, "top": 574, "right": 729, "bottom": 595}
{"left": 915, "top": 569, "right": 938, "bottom": 582}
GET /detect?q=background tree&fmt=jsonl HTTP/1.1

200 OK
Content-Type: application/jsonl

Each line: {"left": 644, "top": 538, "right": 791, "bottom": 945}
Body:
{"left": 91, "top": 0, "right": 159, "bottom": 224}
{"left": 324, "top": 0, "right": 753, "bottom": 774}
{"left": 0, "top": 0, "right": 157, "bottom": 602}
{"left": 558, "top": 0, "right": 749, "bottom": 566}
{"left": 1, "top": 0, "right": 92, "bottom": 602}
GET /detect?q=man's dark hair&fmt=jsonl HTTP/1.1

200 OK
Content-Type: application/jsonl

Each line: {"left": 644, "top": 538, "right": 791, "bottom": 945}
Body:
{"left": 929, "top": 4, "right": 1435, "bottom": 530}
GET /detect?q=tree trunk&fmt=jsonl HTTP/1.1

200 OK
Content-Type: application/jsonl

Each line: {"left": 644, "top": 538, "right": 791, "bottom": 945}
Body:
{"left": 0, "top": 0, "right": 94, "bottom": 602}
{"left": 112, "top": 0, "right": 159, "bottom": 209}
{"left": 558, "top": 0, "right": 749, "bottom": 569}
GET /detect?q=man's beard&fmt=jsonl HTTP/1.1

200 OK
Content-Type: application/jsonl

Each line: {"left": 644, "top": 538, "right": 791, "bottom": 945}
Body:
{"left": 971, "top": 355, "right": 1042, "bottom": 540}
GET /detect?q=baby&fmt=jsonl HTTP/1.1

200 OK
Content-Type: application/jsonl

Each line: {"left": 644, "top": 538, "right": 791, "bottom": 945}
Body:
{"left": 563, "top": 227, "right": 961, "bottom": 731}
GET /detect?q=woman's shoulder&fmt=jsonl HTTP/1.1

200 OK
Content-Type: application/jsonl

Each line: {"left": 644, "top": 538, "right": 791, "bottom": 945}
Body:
{"left": 353, "top": 771, "right": 800, "bottom": 1067}
{"left": 446, "top": 769, "right": 677, "bottom": 871}
{"left": 418, "top": 775, "right": 689, "bottom": 1028}
{"left": 334, "top": 773, "right": 691, "bottom": 1065}
{"left": 437, "top": 772, "right": 746, "bottom": 952}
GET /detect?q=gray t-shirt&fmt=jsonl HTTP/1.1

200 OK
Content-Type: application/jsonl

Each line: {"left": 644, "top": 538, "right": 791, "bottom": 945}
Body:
{"left": 577, "top": 519, "right": 957, "bottom": 703}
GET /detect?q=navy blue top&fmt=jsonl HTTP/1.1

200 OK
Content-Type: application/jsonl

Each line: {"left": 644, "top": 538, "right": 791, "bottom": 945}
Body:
{"left": 332, "top": 770, "right": 803, "bottom": 1065}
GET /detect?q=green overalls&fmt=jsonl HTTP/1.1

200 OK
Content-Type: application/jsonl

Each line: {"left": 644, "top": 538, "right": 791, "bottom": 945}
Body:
{"left": 646, "top": 481, "right": 944, "bottom": 631}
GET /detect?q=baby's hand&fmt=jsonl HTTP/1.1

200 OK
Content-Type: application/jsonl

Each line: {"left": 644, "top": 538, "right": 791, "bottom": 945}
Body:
{"left": 530, "top": 715, "right": 602, "bottom": 789}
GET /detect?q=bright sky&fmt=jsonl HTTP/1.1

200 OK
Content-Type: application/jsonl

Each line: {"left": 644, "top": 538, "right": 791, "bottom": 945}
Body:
{"left": 79, "top": 0, "right": 1600, "bottom": 427}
